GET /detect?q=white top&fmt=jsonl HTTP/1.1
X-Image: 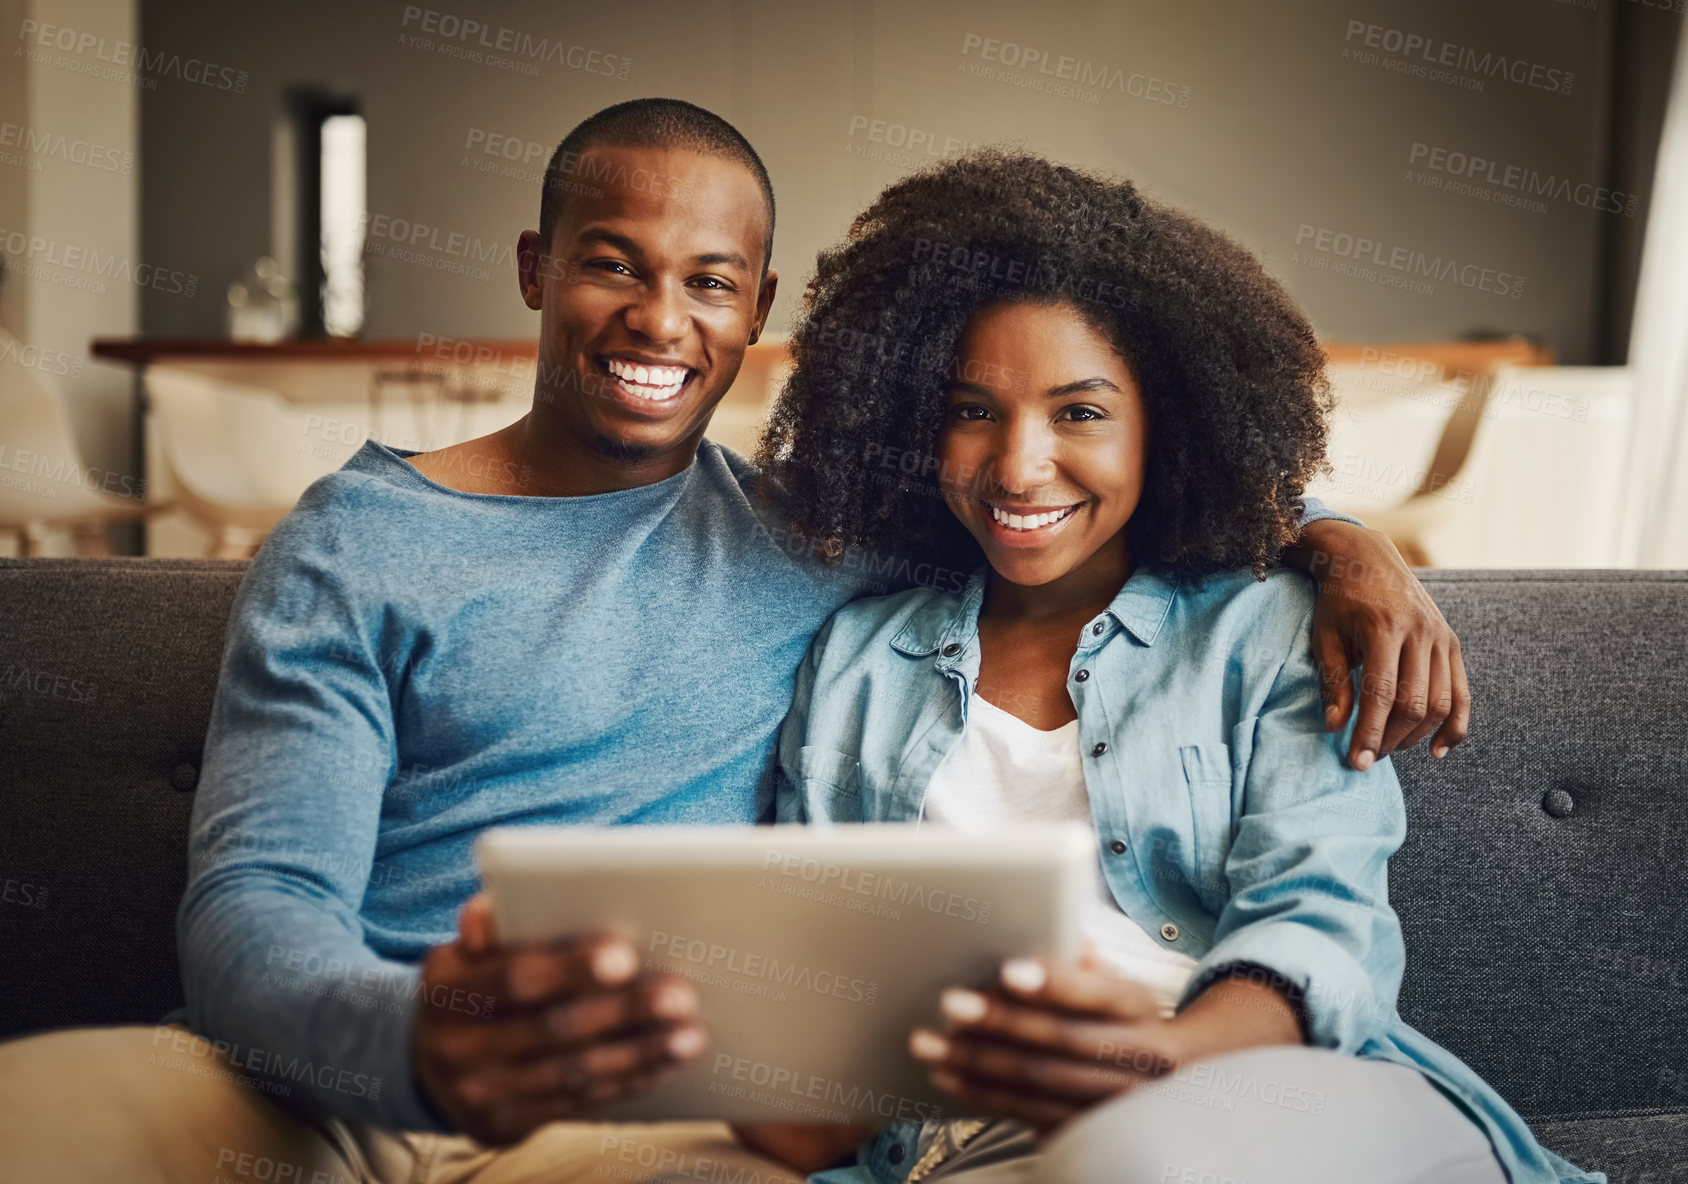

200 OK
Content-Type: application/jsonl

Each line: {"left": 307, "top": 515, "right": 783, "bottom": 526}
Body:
{"left": 921, "top": 692, "right": 1198, "bottom": 1018}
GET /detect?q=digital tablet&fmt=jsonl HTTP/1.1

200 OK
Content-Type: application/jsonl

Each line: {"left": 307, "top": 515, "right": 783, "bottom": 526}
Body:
{"left": 476, "top": 822, "right": 1093, "bottom": 1124}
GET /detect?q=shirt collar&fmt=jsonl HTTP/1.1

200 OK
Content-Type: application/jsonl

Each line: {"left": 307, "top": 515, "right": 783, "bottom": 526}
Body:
{"left": 1106, "top": 565, "right": 1182, "bottom": 645}
{"left": 889, "top": 562, "right": 1182, "bottom": 656}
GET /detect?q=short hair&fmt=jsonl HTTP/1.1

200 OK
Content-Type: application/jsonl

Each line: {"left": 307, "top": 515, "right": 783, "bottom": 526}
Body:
{"left": 538, "top": 98, "right": 775, "bottom": 277}
{"left": 757, "top": 148, "right": 1332, "bottom": 581}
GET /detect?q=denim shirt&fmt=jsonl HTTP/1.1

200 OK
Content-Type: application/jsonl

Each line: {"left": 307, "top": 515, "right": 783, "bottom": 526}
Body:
{"left": 776, "top": 564, "right": 1602, "bottom": 1184}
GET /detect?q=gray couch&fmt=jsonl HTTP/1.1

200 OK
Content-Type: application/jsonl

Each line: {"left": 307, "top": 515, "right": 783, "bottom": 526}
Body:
{"left": 1, "top": 558, "right": 1684, "bottom": 1180}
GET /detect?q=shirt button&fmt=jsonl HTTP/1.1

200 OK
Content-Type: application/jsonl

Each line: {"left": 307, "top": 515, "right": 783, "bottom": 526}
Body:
{"left": 941, "top": 643, "right": 961, "bottom": 657}
{"left": 1091, "top": 622, "right": 1105, "bottom": 636}
{"left": 1091, "top": 741, "right": 1108, "bottom": 757}
{"left": 1160, "top": 922, "right": 1179, "bottom": 941}
{"left": 1108, "top": 838, "right": 1127, "bottom": 855}
{"left": 1074, "top": 669, "right": 1090, "bottom": 682}
{"left": 888, "top": 1144, "right": 906, "bottom": 1165}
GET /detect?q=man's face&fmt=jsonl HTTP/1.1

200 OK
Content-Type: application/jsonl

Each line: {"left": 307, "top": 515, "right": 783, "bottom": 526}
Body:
{"left": 518, "top": 145, "right": 776, "bottom": 463}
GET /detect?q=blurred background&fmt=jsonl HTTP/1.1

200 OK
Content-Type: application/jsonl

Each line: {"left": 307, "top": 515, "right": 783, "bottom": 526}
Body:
{"left": 2, "top": 0, "right": 1686, "bottom": 566}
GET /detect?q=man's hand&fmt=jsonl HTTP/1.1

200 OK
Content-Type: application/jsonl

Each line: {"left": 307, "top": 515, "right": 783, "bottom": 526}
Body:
{"left": 413, "top": 893, "right": 709, "bottom": 1146}
{"left": 908, "top": 953, "right": 1301, "bottom": 1134}
{"left": 1287, "top": 520, "right": 1471, "bottom": 769}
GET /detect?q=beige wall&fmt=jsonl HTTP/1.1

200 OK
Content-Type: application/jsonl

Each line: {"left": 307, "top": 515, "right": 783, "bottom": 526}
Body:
{"left": 0, "top": 0, "right": 1658, "bottom": 560}
{"left": 1, "top": 0, "right": 140, "bottom": 504}
{"left": 134, "top": 0, "right": 1635, "bottom": 361}
{"left": 0, "top": 0, "right": 1657, "bottom": 557}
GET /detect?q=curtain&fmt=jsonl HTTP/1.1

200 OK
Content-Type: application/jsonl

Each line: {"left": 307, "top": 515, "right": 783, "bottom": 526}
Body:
{"left": 1623, "top": 10, "right": 1688, "bottom": 567}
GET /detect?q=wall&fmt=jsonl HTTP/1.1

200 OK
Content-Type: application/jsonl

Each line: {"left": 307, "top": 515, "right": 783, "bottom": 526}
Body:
{"left": 134, "top": 0, "right": 1650, "bottom": 363}
{"left": 1, "top": 0, "right": 141, "bottom": 542}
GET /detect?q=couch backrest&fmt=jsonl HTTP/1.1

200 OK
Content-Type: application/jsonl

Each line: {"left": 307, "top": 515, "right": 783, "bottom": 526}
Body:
{"left": 1386, "top": 570, "right": 1688, "bottom": 1122}
{"left": 0, "top": 560, "right": 1683, "bottom": 1123}
{"left": 0, "top": 559, "right": 244, "bottom": 1038}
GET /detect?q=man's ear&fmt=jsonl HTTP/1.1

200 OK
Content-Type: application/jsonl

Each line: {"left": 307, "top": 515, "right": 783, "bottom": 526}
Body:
{"left": 749, "top": 268, "right": 778, "bottom": 345}
{"left": 517, "top": 229, "right": 546, "bottom": 311}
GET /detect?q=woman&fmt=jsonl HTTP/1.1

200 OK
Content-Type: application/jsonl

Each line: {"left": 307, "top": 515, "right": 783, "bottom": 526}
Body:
{"left": 748, "top": 151, "right": 1600, "bottom": 1183}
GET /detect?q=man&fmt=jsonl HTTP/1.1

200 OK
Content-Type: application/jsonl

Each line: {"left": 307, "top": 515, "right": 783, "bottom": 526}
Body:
{"left": 0, "top": 98, "right": 1468, "bottom": 1183}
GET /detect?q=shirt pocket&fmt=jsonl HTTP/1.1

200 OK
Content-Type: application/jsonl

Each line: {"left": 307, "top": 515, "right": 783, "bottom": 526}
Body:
{"left": 1179, "top": 742, "right": 1236, "bottom": 900}
{"left": 793, "top": 745, "right": 864, "bottom": 822}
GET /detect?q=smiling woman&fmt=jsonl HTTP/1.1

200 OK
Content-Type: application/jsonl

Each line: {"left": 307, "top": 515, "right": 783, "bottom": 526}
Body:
{"left": 758, "top": 147, "right": 1331, "bottom": 583}
{"left": 756, "top": 150, "right": 1590, "bottom": 1184}
{"left": 936, "top": 302, "right": 1152, "bottom": 589}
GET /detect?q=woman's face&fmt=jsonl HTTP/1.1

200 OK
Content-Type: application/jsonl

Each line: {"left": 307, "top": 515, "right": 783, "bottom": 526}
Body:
{"left": 936, "top": 300, "right": 1149, "bottom": 589}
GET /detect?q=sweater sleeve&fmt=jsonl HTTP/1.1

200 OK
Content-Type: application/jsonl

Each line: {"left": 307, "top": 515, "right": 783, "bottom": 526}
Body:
{"left": 175, "top": 483, "right": 455, "bottom": 1132}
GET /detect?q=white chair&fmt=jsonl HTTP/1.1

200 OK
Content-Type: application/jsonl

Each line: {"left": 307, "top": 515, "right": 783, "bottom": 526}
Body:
{"left": 0, "top": 331, "right": 149, "bottom": 555}
{"left": 1427, "top": 365, "right": 1633, "bottom": 568}
{"left": 145, "top": 367, "right": 324, "bottom": 558}
{"left": 1311, "top": 360, "right": 1633, "bottom": 567}
{"left": 1310, "top": 361, "right": 1497, "bottom": 567}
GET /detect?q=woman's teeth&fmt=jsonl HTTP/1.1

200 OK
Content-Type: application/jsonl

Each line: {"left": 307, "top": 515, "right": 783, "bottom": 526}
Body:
{"left": 604, "top": 358, "right": 689, "bottom": 400}
{"left": 987, "top": 503, "right": 1080, "bottom": 531}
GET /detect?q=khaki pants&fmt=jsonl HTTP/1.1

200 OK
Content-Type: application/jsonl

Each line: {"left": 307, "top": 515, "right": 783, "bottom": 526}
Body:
{"left": 0, "top": 1029, "right": 1509, "bottom": 1184}
{"left": 0, "top": 1026, "right": 809, "bottom": 1184}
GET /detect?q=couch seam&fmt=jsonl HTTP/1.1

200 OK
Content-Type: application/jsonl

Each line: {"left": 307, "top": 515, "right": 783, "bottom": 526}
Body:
{"left": 1525, "top": 1106, "right": 1688, "bottom": 1124}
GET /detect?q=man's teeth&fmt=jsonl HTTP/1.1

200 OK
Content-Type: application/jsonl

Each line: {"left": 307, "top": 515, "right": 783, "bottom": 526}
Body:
{"left": 604, "top": 358, "right": 689, "bottom": 399}
{"left": 988, "top": 503, "right": 1080, "bottom": 531}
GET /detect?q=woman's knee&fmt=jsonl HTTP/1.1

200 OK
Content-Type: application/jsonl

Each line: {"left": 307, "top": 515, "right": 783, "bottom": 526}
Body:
{"left": 1036, "top": 1045, "right": 1362, "bottom": 1184}
{"left": 1035, "top": 1045, "right": 1497, "bottom": 1184}
{"left": 1037, "top": 1078, "right": 1260, "bottom": 1184}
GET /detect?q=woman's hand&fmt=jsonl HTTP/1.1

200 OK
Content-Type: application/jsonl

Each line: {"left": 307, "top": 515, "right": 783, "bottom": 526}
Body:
{"left": 910, "top": 953, "right": 1303, "bottom": 1134}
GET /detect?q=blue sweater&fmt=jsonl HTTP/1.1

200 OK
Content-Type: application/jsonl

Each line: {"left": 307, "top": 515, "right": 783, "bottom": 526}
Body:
{"left": 176, "top": 437, "right": 1352, "bottom": 1131}
{"left": 176, "top": 439, "right": 873, "bottom": 1128}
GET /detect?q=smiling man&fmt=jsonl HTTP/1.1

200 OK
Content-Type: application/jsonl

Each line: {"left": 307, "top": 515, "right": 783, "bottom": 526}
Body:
{"left": 409, "top": 113, "right": 779, "bottom": 497}
{"left": 0, "top": 99, "right": 1469, "bottom": 1184}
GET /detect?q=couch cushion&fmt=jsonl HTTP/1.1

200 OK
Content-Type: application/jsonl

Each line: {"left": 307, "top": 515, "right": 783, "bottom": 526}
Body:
{"left": 1533, "top": 1112, "right": 1688, "bottom": 1183}
{"left": 1, "top": 561, "right": 1684, "bottom": 1153}
{"left": 0, "top": 558, "right": 246, "bottom": 1038}
{"left": 1390, "top": 570, "right": 1688, "bottom": 1126}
